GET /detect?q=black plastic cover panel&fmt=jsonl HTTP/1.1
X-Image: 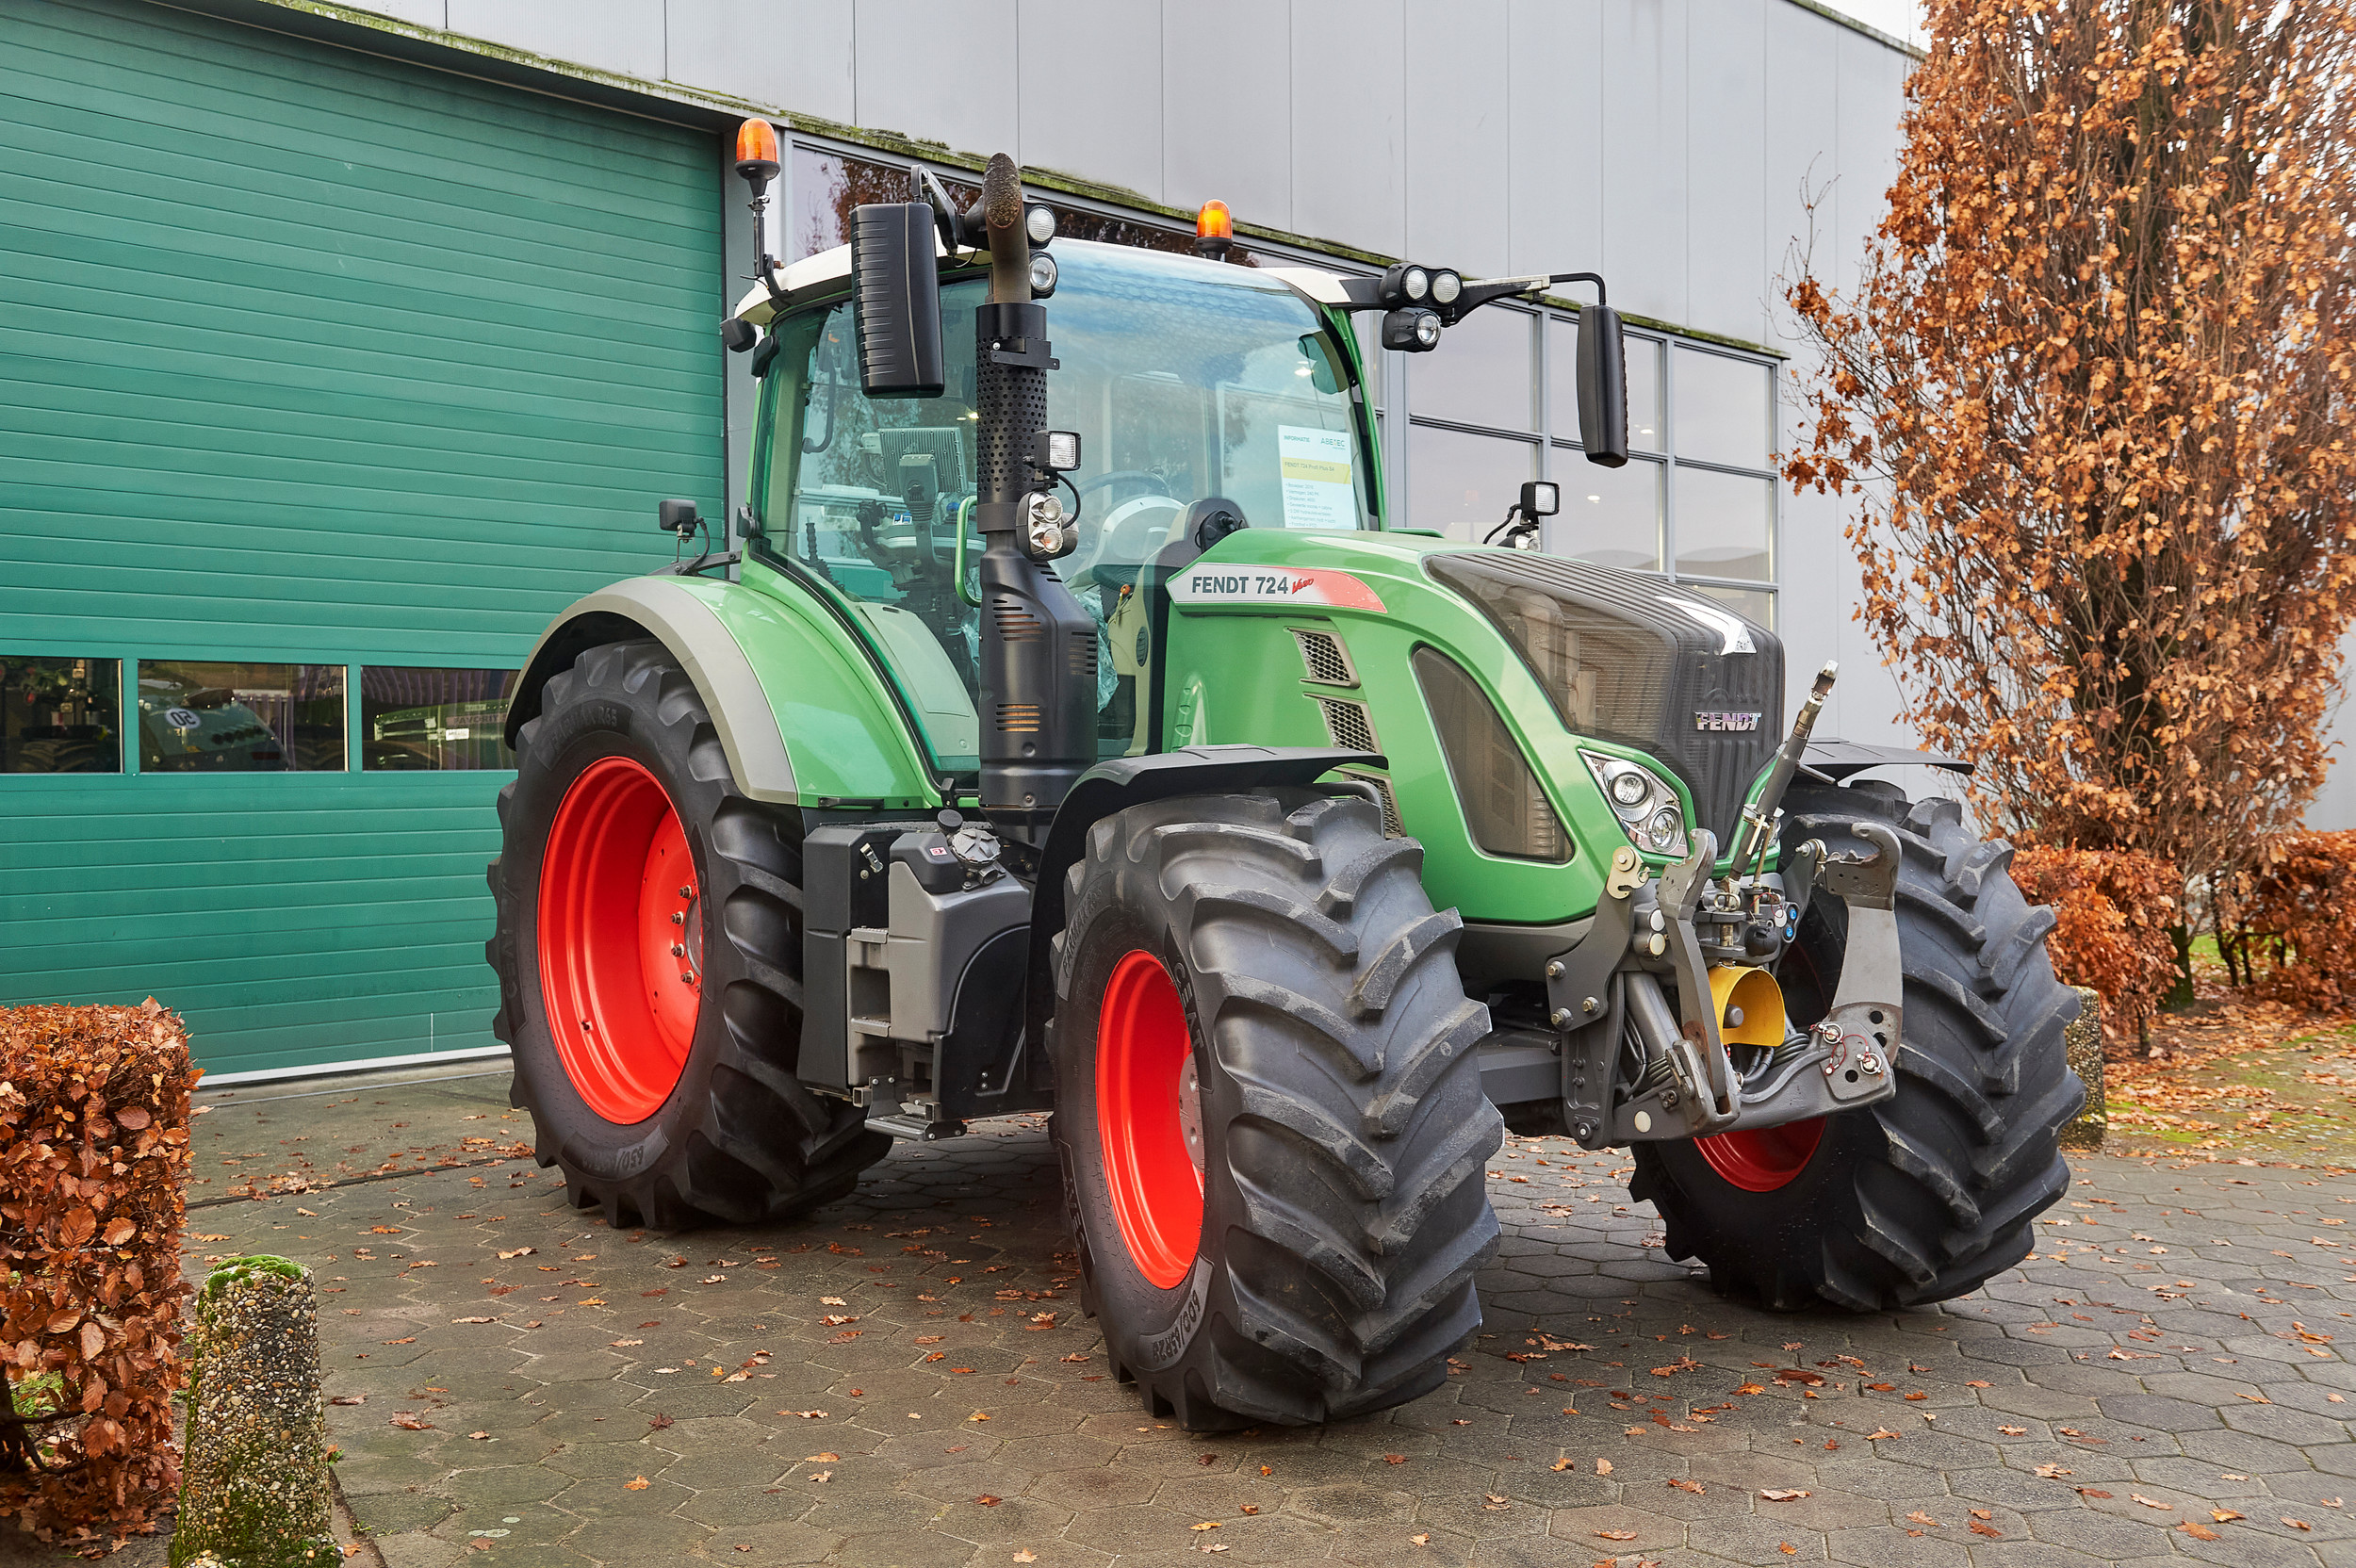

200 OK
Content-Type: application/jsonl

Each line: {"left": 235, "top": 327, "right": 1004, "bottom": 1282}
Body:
{"left": 1426, "top": 552, "right": 1783, "bottom": 847}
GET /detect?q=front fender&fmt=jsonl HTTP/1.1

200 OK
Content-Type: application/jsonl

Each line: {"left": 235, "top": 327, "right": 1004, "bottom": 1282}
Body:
{"left": 505, "top": 575, "right": 941, "bottom": 809}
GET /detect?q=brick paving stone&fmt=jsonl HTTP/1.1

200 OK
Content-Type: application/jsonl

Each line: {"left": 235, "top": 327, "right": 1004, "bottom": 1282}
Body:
{"left": 136, "top": 1068, "right": 2356, "bottom": 1567}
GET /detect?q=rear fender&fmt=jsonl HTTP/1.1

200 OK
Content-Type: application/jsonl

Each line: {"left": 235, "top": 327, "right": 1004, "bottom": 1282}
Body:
{"left": 505, "top": 576, "right": 942, "bottom": 809}
{"left": 1025, "top": 745, "right": 1382, "bottom": 1084}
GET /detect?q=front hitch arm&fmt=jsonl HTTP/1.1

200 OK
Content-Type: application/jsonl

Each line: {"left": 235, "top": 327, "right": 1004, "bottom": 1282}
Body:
{"left": 1808, "top": 820, "right": 1904, "bottom": 1106}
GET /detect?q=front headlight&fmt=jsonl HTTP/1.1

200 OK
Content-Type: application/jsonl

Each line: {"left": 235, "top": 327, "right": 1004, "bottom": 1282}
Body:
{"left": 1582, "top": 752, "right": 1688, "bottom": 858}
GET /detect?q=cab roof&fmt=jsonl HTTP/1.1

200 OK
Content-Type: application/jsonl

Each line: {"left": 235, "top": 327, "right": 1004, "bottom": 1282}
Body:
{"left": 728, "top": 235, "right": 1355, "bottom": 327}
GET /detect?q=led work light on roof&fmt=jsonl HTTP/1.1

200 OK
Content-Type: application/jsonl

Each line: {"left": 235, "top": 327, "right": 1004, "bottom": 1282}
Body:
{"left": 1192, "top": 199, "right": 1233, "bottom": 259}
{"left": 1381, "top": 307, "right": 1443, "bottom": 353}
{"left": 1025, "top": 205, "right": 1056, "bottom": 245}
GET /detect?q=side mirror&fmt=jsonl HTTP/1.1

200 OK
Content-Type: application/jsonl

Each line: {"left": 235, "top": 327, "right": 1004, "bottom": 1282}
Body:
{"left": 849, "top": 202, "right": 944, "bottom": 400}
{"left": 1575, "top": 303, "right": 1630, "bottom": 467}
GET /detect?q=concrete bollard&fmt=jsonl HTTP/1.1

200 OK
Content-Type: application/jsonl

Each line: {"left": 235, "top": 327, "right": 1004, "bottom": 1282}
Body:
{"left": 2061, "top": 986, "right": 2107, "bottom": 1150}
{"left": 169, "top": 1257, "right": 338, "bottom": 1568}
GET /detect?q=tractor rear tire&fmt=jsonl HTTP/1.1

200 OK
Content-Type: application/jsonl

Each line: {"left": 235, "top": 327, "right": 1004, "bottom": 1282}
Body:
{"left": 1629, "top": 784, "right": 2083, "bottom": 1309}
{"left": 486, "top": 639, "right": 889, "bottom": 1231}
{"left": 1051, "top": 791, "right": 1503, "bottom": 1429}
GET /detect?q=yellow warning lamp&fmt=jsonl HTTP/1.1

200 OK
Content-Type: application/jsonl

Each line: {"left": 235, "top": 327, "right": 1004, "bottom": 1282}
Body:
{"left": 1192, "top": 199, "right": 1233, "bottom": 260}
{"left": 734, "top": 118, "right": 782, "bottom": 197}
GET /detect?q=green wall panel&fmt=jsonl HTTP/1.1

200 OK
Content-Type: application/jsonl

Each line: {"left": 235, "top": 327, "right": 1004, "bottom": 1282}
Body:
{"left": 0, "top": 0, "right": 726, "bottom": 1076}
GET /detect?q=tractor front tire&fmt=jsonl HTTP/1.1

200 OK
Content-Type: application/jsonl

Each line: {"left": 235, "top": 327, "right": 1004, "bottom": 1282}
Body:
{"left": 1630, "top": 785, "right": 2084, "bottom": 1309}
{"left": 487, "top": 639, "right": 888, "bottom": 1231}
{"left": 1052, "top": 791, "right": 1503, "bottom": 1429}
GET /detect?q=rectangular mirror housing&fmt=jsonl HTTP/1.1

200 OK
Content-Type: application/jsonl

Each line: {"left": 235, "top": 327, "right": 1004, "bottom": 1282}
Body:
{"left": 851, "top": 202, "right": 945, "bottom": 400}
{"left": 1575, "top": 303, "right": 1630, "bottom": 467}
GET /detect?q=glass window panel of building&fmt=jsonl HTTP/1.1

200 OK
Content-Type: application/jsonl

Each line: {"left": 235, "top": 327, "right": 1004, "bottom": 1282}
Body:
{"left": 137, "top": 661, "right": 345, "bottom": 773}
{"left": 362, "top": 666, "right": 519, "bottom": 770}
{"left": 2, "top": 656, "right": 121, "bottom": 774}
{"left": 1553, "top": 318, "right": 1776, "bottom": 628}
{"left": 1398, "top": 307, "right": 1775, "bottom": 626}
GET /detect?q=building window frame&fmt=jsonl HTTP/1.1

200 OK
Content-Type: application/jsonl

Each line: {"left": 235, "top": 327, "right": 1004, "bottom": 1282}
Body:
{"left": 1382, "top": 308, "right": 1781, "bottom": 628}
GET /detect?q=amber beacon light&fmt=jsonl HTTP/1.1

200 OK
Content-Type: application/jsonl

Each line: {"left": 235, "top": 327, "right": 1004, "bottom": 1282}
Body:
{"left": 1192, "top": 199, "right": 1233, "bottom": 259}
{"left": 734, "top": 118, "right": 781, "bottom": 194}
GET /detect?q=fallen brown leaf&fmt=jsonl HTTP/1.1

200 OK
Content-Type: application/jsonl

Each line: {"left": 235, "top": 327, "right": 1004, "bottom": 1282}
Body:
{"left": 624, "top": 1477, "right": 650, "bottom": 1491}
{"left": 1666, "top": 1478, "right": 1705, "bottom": 1494}
{"left": 2132, "top": 1494, "right": 2173, "bottom": 1511}
{"left": 1759, "top": 1489, "right": 1811, "bottom": 1501}
{"left": 2178, "top": 1521, "right": 2221, "bottom": 1541}
{"left": 1595, "top": 1529, "right": 1638, "bottom": 1541}
{"left": 1969, "top": 1520, "right": 2003, "bottom": 1538}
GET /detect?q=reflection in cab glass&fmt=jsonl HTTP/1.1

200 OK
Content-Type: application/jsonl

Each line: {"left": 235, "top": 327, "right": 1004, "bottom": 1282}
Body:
{"left": 763, "top": 243, "right": 1370, "bottom": 770}
{"left": 137, "top": 661, "right": 345, "bottom": 773}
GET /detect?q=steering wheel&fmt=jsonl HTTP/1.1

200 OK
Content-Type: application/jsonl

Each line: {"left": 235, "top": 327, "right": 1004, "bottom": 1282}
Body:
{"left": 1072, "top": 494, "right": 1185, "bottom": 580}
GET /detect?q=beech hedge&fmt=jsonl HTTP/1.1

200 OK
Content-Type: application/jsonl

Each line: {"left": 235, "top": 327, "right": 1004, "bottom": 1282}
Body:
{"left": 0, "top": 999, "right": 195, "bottom": 1542}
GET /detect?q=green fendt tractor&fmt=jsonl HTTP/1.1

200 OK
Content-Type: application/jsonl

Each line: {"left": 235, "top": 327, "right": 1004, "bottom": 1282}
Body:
{"left": 487, "top": 128, "right": 2084, "bottom": 1429}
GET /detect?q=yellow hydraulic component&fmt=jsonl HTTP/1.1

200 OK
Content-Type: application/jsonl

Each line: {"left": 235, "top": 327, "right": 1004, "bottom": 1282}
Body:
{"left": 1708, "top": 964, "right": 1785, "bottom": 1050}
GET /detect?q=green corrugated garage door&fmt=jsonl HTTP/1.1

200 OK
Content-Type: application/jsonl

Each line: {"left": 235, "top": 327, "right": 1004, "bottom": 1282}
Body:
{"left": 0, "top": 0, "right": 725, "bottom": 1077}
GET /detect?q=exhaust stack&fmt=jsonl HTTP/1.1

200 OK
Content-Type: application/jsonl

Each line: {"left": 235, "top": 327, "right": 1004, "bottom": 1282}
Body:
{"left": 970, "top": 155, "right": 1096, "bottom": 850}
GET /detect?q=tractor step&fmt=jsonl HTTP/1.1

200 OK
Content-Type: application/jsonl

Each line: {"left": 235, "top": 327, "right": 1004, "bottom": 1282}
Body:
{"left": 867, "top": 1111, "right": 967, "bottom": 1142}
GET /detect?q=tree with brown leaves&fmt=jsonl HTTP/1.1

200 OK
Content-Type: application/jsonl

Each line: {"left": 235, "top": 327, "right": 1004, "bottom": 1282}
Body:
{"left": 1787, "top": 0, "right": 2356, "bottom": 987}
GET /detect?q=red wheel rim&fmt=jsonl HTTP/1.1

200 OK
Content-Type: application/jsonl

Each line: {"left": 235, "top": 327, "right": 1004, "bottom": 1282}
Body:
{"left": 537, "top": 757, "right": 701, "bottom": 1124}
{"left": 1096, "top": 950, "right": 1203, "bottom": 1289}
{"left": 1695, "top": 1118, "right": 1824, "bottom": 1192}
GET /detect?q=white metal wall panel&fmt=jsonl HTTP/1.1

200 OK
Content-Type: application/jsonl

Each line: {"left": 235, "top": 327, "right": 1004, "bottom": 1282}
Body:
{"left": 443, "top": 0, "right": 663, "bottom": 80}
{"left": 1504, "top": 0, "right": 1603, "bottom": 284}
{"left": 1686, "top": 0, "right": 1770, "bottom": 343}
{"left": 1599, "top": 0, "right": 1691, "bottom": 331}
{"left": 1162, "top": 0, "right": 1291, "bottom": 224}
{"left": 853, "top": 0, "right": 1019, "bottom": 169}
{"left": 1020, "top": 0, "right": 1163, "bottom": 203}
{"left": 667, "top": 0, "right": 857, "bottom": 126}
{"left": 1403, "top": 0, "right": 1511, "bottom": 282}
{"left": 1289, "top": 0, "right": 1406, "bottom": 260}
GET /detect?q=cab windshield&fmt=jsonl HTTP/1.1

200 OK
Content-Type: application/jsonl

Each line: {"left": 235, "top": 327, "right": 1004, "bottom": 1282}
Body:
{"left": 758, "top": 241, "right": 1372, "bottom": 772}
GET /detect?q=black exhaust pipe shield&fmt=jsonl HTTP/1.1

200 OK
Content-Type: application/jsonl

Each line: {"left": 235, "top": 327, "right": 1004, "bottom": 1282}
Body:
{"left": 971, "top": 155, "right": 1095, "bottom": 849}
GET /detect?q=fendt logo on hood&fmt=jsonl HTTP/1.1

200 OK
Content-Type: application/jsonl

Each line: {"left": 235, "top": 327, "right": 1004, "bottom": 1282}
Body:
{"left": 1693, "top": 710, "right": 1762, "bottom": 732}
{"left": 1167, "top": 566, "right": 1386, "bottom": 612}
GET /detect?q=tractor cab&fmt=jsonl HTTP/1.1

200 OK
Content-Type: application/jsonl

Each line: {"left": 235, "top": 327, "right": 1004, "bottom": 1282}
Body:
{"left": 745, "top": 239, "right": 1377, "bottom": 772}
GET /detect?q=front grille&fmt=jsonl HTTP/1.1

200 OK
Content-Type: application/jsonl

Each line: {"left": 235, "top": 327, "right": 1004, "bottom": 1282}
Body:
{"left": 1426, "top": 552, "right": 1781, "bottom": 847}
{"left": 996, "top": 702, "right": 1041, "bottom": 733}
{"left": 1291, "top": 627, "right": 1358, "bottom": 686}
{"left": 1068, "top": 629, "right": 1097, "bottom": 677}
{"left": 1315, "top": 696, "right": 1378, "bottom": 753}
